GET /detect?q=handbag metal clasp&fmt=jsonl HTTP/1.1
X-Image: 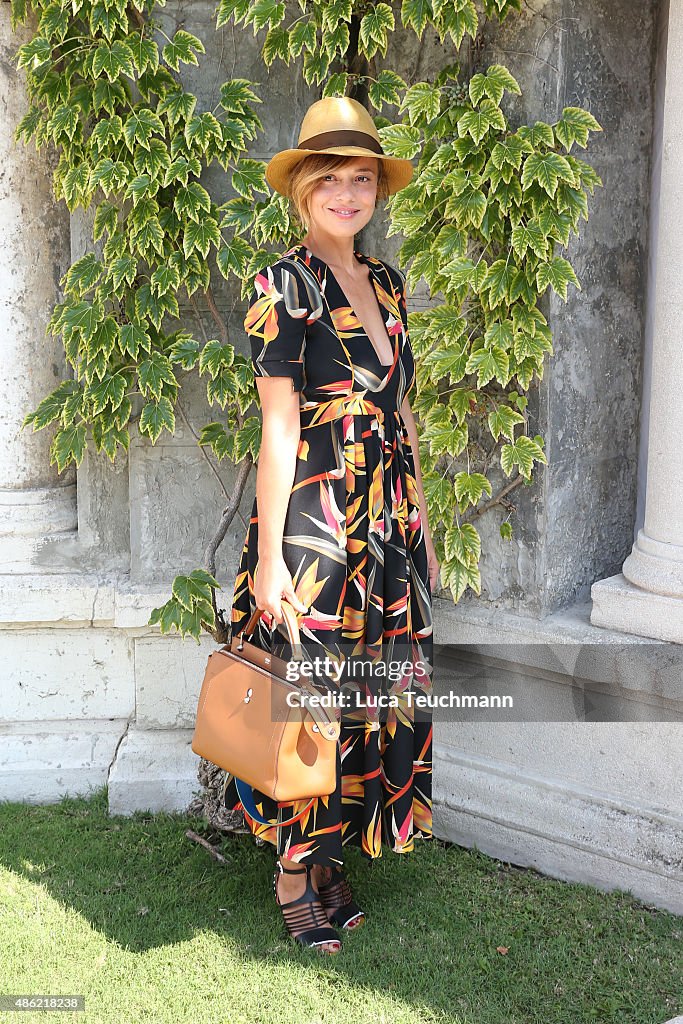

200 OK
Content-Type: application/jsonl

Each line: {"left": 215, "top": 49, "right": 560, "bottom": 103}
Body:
{"left": 243, "top": 687, "right": 253, "bottom": 703}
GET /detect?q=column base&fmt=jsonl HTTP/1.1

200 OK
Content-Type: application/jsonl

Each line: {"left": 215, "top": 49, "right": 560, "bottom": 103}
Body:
{"left": 622, "top": 528, "right": 683, "bottom": 597}
{"left": 0, "top": 484, "right": 78, "bottom": 573}
{"left": 591, "top": 572, "right": 683, "bottom": 643}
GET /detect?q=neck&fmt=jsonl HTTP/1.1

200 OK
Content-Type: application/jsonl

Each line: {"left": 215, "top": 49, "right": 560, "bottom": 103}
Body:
{"left": 299, "top": 230, "right": 359, "bottom": 275}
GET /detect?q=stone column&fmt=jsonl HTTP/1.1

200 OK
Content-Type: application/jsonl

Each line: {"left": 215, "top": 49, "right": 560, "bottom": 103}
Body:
{"left": 0, "top": 2, "right": 77, "bottom": 572}
{"left": 591, "top": 0, "right": 683, "bottom": 643}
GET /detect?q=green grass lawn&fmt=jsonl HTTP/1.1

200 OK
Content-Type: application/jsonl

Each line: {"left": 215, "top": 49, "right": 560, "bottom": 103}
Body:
{"left": 0, "top": 786, "right": 680, "bottom": 1024}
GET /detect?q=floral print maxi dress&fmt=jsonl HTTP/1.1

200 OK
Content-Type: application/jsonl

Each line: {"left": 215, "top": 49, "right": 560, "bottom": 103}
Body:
{"left": 222, "top": 242, "right": 434, "bottom": 868}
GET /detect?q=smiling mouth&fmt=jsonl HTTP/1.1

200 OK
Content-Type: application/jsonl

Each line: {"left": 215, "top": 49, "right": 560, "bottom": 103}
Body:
{"left": 329, "top": 208, "right": 360, "bottom": 217}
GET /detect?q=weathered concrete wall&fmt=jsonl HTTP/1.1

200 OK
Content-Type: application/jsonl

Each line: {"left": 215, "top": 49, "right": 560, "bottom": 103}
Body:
{"left": 2, "top": 0, "right": 680, "bottom": 919}
{"left": 9, "top": 0, "right": 657, "bottom": 617}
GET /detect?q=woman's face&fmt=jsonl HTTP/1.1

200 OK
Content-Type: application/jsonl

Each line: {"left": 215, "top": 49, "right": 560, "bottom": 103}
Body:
{"left": 307, "top": 157, "right": 380, "bottom": 237}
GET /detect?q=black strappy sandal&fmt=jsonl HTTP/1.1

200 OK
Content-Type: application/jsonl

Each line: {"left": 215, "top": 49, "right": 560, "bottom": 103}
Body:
{"left": 317, "top": 865, "right": 365, "bottom": 930}
{"left": 273, "top": 860, "right": 342, "bottom": 954}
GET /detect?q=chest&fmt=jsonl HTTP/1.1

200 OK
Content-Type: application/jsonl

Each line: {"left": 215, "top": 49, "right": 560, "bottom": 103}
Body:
{"left": 316, "top": 268, "right": 395, "bottom": 369}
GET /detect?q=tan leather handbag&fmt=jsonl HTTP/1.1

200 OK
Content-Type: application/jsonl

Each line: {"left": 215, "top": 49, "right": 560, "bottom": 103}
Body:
{"left": 191, "top": 600, "right": 340, "bottom": 826}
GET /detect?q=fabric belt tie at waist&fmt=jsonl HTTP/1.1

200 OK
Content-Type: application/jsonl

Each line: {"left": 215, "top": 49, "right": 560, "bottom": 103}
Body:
{"left": 299, "top": 393, "right": 401, "bottom": 428}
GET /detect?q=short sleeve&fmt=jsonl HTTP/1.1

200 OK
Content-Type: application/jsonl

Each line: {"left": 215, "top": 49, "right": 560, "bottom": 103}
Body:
{"left": 244, "top": 261, "right": 309, "bottom": 392}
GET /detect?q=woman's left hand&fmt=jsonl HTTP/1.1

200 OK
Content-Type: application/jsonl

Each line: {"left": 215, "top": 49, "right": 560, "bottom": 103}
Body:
{"left": 425, "top": 534, "right": 440, "bottom": 594}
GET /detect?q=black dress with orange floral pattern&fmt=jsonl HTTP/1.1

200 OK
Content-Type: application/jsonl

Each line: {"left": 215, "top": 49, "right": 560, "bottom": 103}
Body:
{"left": 222, "top": 242, "right": 434, "bottom": 867}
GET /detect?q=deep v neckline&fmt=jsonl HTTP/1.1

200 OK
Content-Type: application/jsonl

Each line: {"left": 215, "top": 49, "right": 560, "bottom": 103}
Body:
{"left": 298, "top": 244, "right": 396, "bottom": 369}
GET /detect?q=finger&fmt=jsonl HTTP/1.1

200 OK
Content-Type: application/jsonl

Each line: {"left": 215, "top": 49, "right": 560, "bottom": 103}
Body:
{"left": 283, "top": 586, "right": 307, "bottom": 613}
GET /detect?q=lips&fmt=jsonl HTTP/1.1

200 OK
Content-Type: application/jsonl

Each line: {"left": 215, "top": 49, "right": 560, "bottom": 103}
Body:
{"left": 329, "top": 208, "right": 359, "bottom": 217}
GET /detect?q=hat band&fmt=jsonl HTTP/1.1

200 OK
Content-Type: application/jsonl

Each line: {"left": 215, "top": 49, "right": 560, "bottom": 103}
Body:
{"left": 297, "top": 129, "right": 384, "bottom": 155}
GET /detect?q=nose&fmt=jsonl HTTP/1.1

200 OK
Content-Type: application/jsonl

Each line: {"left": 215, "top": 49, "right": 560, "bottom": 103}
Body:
{"left": 334, "top": 181, "right": 355, "bottom": 199}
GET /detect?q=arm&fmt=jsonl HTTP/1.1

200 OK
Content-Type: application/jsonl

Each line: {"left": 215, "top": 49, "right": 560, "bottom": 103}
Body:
{"left": 256, "top": 378, "right": 300, "bottom": 560}
{"left": 244, "top": 260, "right": 310, "bottom": 621}
{"left": 400, "top": 393, "right": 432, "bottom": 544}
{"left": 401, "top": 393, "right": 440, "bottom": 593}
{"left": 251, "top": 378, "right": 308, "bottom": 622}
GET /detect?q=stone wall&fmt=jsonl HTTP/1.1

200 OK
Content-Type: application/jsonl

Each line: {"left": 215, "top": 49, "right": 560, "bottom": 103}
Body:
{"left": 1, "top": 0, "right": 681, "bottom": 917}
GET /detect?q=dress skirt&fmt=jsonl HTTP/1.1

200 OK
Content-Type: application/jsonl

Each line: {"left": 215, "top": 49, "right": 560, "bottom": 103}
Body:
{"left": 221, "top": 242, "right": 434, "bottom": 867}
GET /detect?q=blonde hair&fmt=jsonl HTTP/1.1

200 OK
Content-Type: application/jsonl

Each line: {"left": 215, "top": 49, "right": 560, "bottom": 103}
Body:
{"left": 288, "top": 154, "right": 389, "bottom": 230}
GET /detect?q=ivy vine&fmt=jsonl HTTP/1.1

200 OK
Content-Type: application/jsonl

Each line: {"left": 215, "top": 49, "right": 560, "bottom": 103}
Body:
{"left": 12, "top": 0, "right": 601, "bottom": 640}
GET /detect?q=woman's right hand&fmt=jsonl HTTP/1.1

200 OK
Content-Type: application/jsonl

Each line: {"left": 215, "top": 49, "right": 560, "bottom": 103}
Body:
{"left": 254, "top": 553, "right": 308, "bottom": 624}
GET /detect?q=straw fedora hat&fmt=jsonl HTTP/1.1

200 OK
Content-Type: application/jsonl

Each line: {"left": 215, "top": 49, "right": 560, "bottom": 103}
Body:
{"left": 265, "top": 96, "right": 414, "bottom": 197}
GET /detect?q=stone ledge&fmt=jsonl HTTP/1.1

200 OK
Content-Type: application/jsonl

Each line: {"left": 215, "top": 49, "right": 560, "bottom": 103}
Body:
{"left": 432, "top": 593, "right": 682, "bottom": 713}
{"left": 0, "top": 573, "right": 234, "bottom": 629}
{"left": 591, "top": 573, "right": 683, "bottom": 644}
{"left": 433, "top": 740, "right": 683, "bottom": 917}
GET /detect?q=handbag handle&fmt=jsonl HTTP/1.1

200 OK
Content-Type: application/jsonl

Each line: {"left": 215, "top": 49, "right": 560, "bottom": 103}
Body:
{"left": 237, "top": 600, "right": 304, "bottom": 661}
{"left": 231, "top": 600, "right": 335, "bottom": 828}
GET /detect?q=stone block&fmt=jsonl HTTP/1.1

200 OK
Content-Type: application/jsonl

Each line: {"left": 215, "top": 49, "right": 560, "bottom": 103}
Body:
{"left": 0, "top": 720, "right": 127, "bottom": 803}
{"left": 134, "top": 633, "right": 218, "bottom": 729}
{"left": 0, "top": 629, "right": 135, "bottom": 722}
{"left": 107, "top": 727, "right": 203, "bottom": 815}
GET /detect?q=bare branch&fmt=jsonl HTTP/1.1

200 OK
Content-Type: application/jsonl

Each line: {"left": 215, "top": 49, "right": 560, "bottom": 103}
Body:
{"left": 462, "top": 473, "right": 526, "bottom": 522}
{"left": 203, "top": 454, "right": 254, "bottom": 578}
{"left": 206, "top": 285, "right": 229, "bottom": 345}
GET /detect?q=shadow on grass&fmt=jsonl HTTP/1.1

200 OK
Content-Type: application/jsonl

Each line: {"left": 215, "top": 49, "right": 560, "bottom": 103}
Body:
{"left": 0, "top": 786, "right": 681, "bottom": 1024}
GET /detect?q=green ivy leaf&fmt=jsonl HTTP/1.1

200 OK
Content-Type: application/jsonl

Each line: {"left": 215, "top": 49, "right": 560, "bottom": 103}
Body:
{"left": 123, "top": 108, "right": 165, "bottom": 152}
{"left": 465, "top": 345, "right": 510, "bottom": 387}
{"left": 22, "top": 380, "right": 80, "bottom": 431}
{"left": 158, "top": 90, "right": 197, "bottom": 129}
{"left": 89, "top": 2, "right": 124, "bottom": 42}
{"left": 288, "top": 18, "right": 317, "bottom": 56}
{"left": 139, "top": 396, "right": 176, "bottom": 444}
{"left": 401, "top": 82, "right": 441, "bottom": 126}
{"left": 199, "top": 339, "right": 235, "bottom": 378}
{"left": 127, "top": 33, "right": 159, "bottom": 75}
{"left": 63, "top": 253, "right": 103, "bottom": 297}
{"left": 487, "top": 403, "right": 525, "bottom": 441}
{"left": 367, "top": 69, "right": 406, "bottom": 109}
{"left": 521, "top": 151, "right": 576, "bottom": 198}
{"left": 263, "top": 25, "right": 289, "bottom": 65}
{"left": 87, "top": 372, "right": 127, "bottom": 415}
{"left": 199, "top": 422, "right": 234, "bottom": 460}
{"left": 535, "top": 256, "right": 580, "bottom": 301}
{"left": 119, "top": 322, "right": 150, "bottom": 359}
{"left": 217, "top": 235, "right": 252, "bottom": 279}
{"left": 167, "top": 333, "right": 200, "bottom": 369}
{"left": 444, "top": 520, "right": 482, "bottom": 563}
{"left": 138, "top": 352, "right": 177, "bottom": 401}
{"left": 174, "top": 180, "right": 212, "bottom": 221}
{"left": 249, "top": 0, "right": 285, "bottom": 33}
{"left": 50, "top": 423, "right": 87, "bottom": 473}
{"left": 50, "top": 103, "right": 79, "bottom": 142}
{"left": 92, "top": 40, "right": 136, "bottom": 81}
{"left": 500, "top": 434, "right": 546, "bottom": 479}
{"left": 401, "top": 0, "right": 432, "bottom": 38}
{"left": 184, "top": 112, "right": 222, "bottom": 152}
{"left": 162, "top": 29, "right": 205, "bottom": 72}
{"left": 322, "top": 72, "right": 349, "bottom": 98}
{"left": 183, "top": 217, "right": 221, "bottom": 259}
{"left": 553, "top": 106, "right": 602, "bottom": 152}
{"left": 377, "top": 123, "right": 422, "bottom": 161}
{"left": 216, "top": 0, "right": 251, "bottom": 27}
{"left": 219, "top": 79, "right": 262, "bottom": 111}
{"left": 359, "top": 3, "right": 394, "bottom": 57}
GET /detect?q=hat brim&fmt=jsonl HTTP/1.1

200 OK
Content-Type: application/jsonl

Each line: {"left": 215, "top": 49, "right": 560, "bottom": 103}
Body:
{"left": 265, "top": 147, "right": 414, "bottom": 197}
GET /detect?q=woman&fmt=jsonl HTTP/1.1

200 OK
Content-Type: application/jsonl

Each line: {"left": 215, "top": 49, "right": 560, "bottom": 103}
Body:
{"left": 222, "top": 96, "right": 439, "bottom": 954}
